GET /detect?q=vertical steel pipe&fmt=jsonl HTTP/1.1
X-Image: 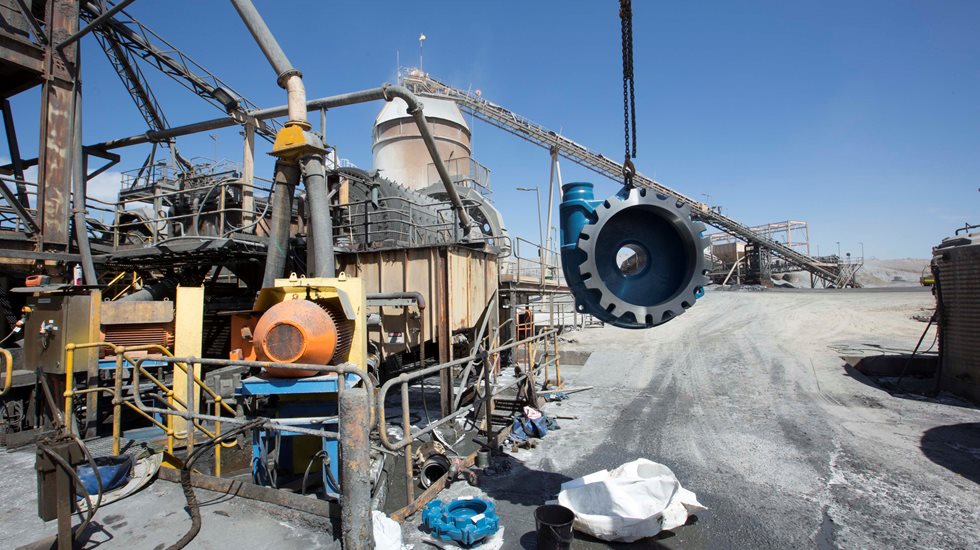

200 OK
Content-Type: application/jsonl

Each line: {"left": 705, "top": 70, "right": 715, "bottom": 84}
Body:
{"left": 339, "top": 387, "right": 373, "bottom": 548}
{"left": 70, "top": 54, "right": 97, "bottom": 285}
{"left": 401, "top": 381, "right": 415, "bottom": 504}
{"left": 301, "top": 154, "right": 335, "bottom": 277}
{"left": 262, "top": 160, "right": 298, "bottom": 287}
{"left": 111, "top": 353, "right": 124, "bottom": 456}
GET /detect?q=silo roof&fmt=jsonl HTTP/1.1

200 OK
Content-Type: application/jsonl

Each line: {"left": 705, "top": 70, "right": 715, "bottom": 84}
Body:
{"left": 375, "top": 96, "right": 469, "bottom": 130}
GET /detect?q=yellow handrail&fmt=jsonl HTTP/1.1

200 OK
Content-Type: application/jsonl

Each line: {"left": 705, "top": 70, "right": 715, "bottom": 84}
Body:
{"left": 0, "top": 348, "right": 11, "bottom": 397}
{"left": 64, "top": 341, "right": 240, "bottom": 468}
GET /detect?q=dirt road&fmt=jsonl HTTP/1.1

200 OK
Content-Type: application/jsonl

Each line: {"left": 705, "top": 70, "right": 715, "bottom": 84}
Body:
{"left": 410, "top": 287, "right": 979, "bottom": 549}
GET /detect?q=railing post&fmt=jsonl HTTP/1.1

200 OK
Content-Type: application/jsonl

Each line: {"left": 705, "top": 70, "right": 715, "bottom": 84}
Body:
{"left": 401, "top": 380, "right": 414, "bottom": 505}
{"left": 63, "top": 345, "right": 75, "bottom": 434}
{"left": 340, "top": 386, "right": 374, "bottom": 548}
{"left": 111, "top": 352, "right": 125, "bottom": 456}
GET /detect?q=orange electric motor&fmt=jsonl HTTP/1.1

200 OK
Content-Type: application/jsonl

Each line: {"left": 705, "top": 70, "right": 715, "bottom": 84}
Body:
{"left": 252, "top": 299, "right": 341, "bottom": 378}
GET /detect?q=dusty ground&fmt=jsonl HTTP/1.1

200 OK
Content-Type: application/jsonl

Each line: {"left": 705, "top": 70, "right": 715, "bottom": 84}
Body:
{"left": 855, "top": 259, "right": 930, "bottom": 287}
{"left": 2, "top": 287, "right": 977, "bottom": 549}
{"left": 405, "top": 287, "right": 979, "bottom": 549}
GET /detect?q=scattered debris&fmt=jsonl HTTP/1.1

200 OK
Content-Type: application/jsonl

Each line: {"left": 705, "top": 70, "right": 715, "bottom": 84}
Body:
{"left": 374, "top": 510, "right": 409, "bottom": 550}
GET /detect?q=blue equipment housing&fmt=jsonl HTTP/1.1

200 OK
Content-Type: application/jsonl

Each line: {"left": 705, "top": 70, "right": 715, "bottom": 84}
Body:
{"left": 423, "top": 497, "right": 500, "bottom": 546}
{"left": 560, "top": 182, "right": 709, "bottom": 329}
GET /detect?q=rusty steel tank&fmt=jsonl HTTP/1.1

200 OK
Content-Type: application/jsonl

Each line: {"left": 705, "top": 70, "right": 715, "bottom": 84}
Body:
{"left": 252, "top": 299, "right": 352, "bottom": 377}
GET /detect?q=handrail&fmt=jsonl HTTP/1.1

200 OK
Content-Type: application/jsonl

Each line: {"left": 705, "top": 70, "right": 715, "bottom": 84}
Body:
{"left": 375, "top": 327, "right": 558, "bottom": 507}
{"left": 64, "top": 342, "right": 240, "bottom": 459}
{"left": 0, "top": 348, "right": 12, "bottom": 397}
{"left": 130, "top": 357, "right": 375, "bottom": 434}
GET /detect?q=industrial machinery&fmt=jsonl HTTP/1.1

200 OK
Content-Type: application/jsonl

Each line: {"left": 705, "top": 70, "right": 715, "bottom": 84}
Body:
{"left": 560, "top": 182, "right": 709, "bottom": 329}
{"left": 0, "top": 0, "right": 731, "bottom": 547}
{"left": 232, "top": 274, "right": 379, "bottom": 497}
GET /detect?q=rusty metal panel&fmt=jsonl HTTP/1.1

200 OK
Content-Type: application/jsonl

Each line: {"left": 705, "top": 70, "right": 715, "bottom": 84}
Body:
{"left": 446, "top": 246, "right": 497, "bottom": 332}
{"left": 37, "top": 0, "right": 80, "bottom": 250}
{"left": 337, "top": 245, "right": 497, "bottom": 344}
{"left": 936, "top": 238, "right": 980, "bottom": 404}
{"left": 100, "top": 300, "right": 175, "bottom": 325}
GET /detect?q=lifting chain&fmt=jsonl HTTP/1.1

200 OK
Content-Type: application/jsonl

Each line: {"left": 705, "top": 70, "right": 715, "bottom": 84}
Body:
{"left": 619, "top": 0, "right": 637, "bottom": 187}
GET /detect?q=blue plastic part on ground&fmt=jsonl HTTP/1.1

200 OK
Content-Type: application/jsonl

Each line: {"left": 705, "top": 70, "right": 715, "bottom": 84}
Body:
{"left": 78, "top": 455, "right": 134, "bottom": 498}
{"left": 422, "top": 497, "right": 500, "bottom": 547}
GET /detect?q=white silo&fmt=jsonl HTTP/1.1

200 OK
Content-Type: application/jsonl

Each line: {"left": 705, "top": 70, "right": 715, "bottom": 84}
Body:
{"left": 372, "top": 96, "right": 471, "bottom": 191}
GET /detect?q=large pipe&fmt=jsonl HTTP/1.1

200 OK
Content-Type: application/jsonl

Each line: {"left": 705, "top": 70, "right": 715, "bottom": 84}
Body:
{"left": 302, "top": 154, "right": 334, "bottom": 278}
{"left": 70, "top": 52, "right": 97, "bottom": 285}
{"left": 229, "top": 0, "right": 307, "bottom": 125}
{"left": 96, "top": 87, "right": 388, "bottom": 149}
{"left": 339, "top": 387, "right": 373, "bottom": 548}
{"left": 262, "top": 160, "right": 299, "bottom": 287}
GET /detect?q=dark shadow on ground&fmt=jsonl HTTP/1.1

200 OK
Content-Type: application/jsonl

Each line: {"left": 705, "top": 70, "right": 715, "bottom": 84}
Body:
{"left": 477, "top": 452, "right": 572, "bottom": 507}
{"left": 920, "top": 423, "right": 980, "bottom": 485}
{"left": 839, "top": 361, "right": 977, "bottom": 410}
{"left": 517, "top": 515, "right": 698, "bottom": 549}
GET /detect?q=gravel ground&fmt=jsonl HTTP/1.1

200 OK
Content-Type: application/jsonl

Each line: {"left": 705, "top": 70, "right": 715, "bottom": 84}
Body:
{"left": 404, "top": 287, "right": 979, "bottom": 549}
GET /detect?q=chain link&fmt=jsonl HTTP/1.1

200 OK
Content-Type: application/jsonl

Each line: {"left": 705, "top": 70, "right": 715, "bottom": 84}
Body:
{"left": 620, "top": 0, "right": 637, "bottom": 187}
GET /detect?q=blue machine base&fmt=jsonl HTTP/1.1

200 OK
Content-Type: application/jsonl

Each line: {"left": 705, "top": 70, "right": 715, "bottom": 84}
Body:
{"left": 239, "top": 373, "right": 359, "bottom": 498}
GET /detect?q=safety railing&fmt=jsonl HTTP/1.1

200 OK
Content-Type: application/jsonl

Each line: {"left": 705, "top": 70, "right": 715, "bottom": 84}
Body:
{"left": 335, "top": 194, "right": 501, "bottom": 250}
{"left": 63, "top": 342, "right": 239, "bottom": 474}
{"left": 376, "top": 327, "right": 560, "bottom": 509}
{"left": 110, "top": 177, "right": 275, "bottom": 248}
{"left": 500, "top": 237, "right": 564, "bottom": 287}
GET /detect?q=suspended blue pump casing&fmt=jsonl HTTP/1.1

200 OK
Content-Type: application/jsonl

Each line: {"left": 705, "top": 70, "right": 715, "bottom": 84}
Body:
{"left": 560, "top": 182, "right": 709, "bottom": 329}
{"left": 422, "top": 497, "right": 500, "bottom": 546}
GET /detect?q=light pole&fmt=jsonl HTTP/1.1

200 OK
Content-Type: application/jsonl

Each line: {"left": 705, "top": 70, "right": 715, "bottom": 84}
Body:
{"left": 701, "top": 193, "right": 711, "bottom": 206}
{"left": 836, "top": 241, "right": 841, "bottom": 259}
{"left": 859, "top": 241, "right": 864, "bottom": 260}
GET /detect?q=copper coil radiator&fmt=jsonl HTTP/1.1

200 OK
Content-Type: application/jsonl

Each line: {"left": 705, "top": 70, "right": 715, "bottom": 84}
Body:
{"left": 101, "top": 323, "right": 175, "bottom": 357}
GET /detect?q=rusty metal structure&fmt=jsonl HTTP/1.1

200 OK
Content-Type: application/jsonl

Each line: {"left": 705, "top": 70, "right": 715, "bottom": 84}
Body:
{"left": 0, "top": 2, "right": 571, "bottom": 547}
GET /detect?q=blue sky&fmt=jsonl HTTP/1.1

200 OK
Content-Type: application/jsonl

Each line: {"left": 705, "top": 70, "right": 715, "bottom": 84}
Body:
{"left": 3, "top": 0, "right": 978, "bottom": 259}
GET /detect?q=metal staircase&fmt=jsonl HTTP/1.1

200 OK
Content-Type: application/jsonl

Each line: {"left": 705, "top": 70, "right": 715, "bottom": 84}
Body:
{"left": 402, "top": 70, "right": 856, "bottom": 287}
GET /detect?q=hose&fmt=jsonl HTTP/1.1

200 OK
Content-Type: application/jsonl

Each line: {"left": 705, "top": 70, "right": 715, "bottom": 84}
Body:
{"left": 167, "top": 419, "right": 264, "bottom": 550}
{"left": 300, "top": 449, "right": 339, "bottom": 496}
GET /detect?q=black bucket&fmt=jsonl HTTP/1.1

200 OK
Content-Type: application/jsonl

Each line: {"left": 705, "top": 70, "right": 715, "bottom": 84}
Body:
{"left": 535, "top": 504, "right": 575, "bottom": 549}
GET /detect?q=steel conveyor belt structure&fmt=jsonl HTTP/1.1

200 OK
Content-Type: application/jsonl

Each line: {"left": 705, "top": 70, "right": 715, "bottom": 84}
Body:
{"left": 403, "top": 71, "right": 854, "bottom": 288}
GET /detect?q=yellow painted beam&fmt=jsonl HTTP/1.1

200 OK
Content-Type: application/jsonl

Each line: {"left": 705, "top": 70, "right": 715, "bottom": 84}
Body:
{"left": 173, "top": 286, "right": 204, "bottom": 437}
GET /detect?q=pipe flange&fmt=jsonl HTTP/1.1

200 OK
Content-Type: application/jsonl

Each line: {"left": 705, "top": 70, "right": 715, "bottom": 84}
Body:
{"left": 275, "top": 68, "right": 303, "bottom": 88}
{"left": 576, "top": 187, "right": 709, "bottom": 328}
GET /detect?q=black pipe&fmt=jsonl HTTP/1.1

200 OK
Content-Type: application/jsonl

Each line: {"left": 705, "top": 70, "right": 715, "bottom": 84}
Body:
{"left": 382, "top": 86, "right": 474, "bottom": 235}
{"left": 262, "top": 160, "right": 299, "bottom": 288}
{"left": 302, "top": 154, "right": 334, "bottom": 277}
{"left": 117, "top": 278, "right": 178, "bottom": 302}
